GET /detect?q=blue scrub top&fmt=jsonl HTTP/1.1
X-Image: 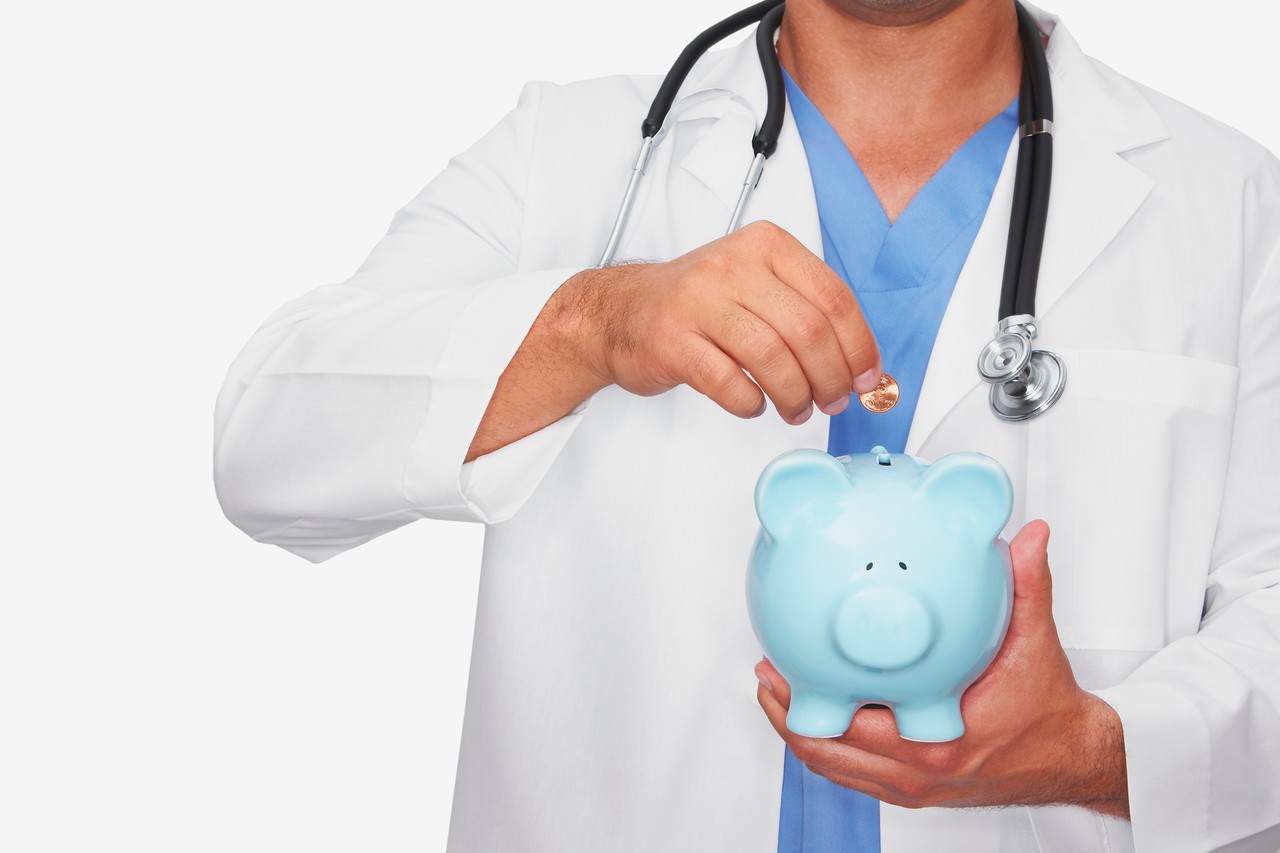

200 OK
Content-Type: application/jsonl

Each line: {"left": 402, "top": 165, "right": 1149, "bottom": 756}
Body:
{"left": 776, "top": 69, "right": 1018, "bottom": 852}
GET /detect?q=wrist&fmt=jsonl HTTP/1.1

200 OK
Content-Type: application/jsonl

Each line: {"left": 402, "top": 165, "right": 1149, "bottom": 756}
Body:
{"left": 542, "top": 268, "right": 616, "bottom": 391}
{"left": 547, "top": 266, "right": 626, "bottom": 391}
{"left": 1063, "top": 690, "right": 1130, "bottom": 817}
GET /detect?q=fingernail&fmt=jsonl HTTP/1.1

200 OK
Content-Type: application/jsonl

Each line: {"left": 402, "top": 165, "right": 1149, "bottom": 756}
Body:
{"left": 755, "top": 664, "right": 773, "bottom": 693}
{"left": 751, "top": 399, "right": 767, "bottom": 418}
{"left": 820, "top": 394, "right": 850, "bottom": 415}
{"left": 791, "top": 402, "right": 813, "bottom": 425}
{"left": 853, "top": 368, "right": 881, "bottom": 394}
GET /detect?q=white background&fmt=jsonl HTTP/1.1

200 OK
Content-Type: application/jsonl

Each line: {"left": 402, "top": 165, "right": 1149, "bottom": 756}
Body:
{"left": 3, "top": 1, "right": 1277, "bottom": 850}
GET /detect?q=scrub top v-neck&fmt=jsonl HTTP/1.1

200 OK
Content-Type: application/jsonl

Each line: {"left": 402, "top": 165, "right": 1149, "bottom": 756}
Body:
{"left": 775, "top": 68, "right": 1018, "bottom": 853}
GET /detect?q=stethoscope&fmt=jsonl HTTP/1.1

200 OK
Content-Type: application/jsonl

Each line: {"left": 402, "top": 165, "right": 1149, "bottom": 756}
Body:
{"left": 599, "top": 0, "right": 1066, "bottom": 422}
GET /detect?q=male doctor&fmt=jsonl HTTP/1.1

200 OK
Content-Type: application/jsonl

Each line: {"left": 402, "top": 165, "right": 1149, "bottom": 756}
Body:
{"left": 213, "top": 0, "right": 1280, "bottom": 850}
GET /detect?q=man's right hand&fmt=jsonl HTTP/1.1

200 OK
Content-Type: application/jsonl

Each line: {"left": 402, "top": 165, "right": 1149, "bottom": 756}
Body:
{"left": 466, "top": 221, "right": 881, "bottom": 462}
{"left": 564, "top": 220, "right": 881, "bottom": 425}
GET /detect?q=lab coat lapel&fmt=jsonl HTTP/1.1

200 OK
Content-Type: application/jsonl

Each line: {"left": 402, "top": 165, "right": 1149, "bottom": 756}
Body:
{"left": 745, "top": 101, "right": 825, "bottom": 257}
{"left": 905, "top": 6, "right": 1168, "bottom": 454}
{"left": 667, "top": 29, "right": 824, "bottom": 259}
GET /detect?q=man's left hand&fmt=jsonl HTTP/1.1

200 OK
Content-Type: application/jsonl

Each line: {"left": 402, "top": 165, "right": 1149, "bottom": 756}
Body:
{"left": 754, "top": 520, "right": 1130, "bottom": 818}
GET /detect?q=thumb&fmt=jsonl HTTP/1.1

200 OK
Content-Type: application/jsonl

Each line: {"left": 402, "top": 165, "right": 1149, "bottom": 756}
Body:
{"left": 755, "top": 657, "right": 792, "bottom": 708}
{"left": 1007, "top": 519, "right": 1055, "bottom": 636}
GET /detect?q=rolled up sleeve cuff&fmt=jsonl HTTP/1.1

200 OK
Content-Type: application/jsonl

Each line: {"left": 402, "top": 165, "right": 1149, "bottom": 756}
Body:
{"left": 403, "top": 265, "right": 591, "bottom": 522}
{"left": 1089, "top": 681, "right": 1211, "bottom": 853}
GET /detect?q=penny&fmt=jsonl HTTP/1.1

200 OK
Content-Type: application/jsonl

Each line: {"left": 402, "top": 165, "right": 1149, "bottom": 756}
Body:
{"left": 858, "top": 372, "right": 900, "bottom": 413}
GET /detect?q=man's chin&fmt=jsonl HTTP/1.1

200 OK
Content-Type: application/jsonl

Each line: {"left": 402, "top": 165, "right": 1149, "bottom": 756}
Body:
{"left": 820, "top": 0, "right": 973, "bottom": 29}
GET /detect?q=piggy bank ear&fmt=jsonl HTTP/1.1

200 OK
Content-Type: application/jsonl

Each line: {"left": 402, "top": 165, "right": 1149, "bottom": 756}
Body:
{"left": 755, "top": 449, "right": 849, "bottom": 539}
{"left": 918, "top": 452, "right": 1013, "bottom": 541}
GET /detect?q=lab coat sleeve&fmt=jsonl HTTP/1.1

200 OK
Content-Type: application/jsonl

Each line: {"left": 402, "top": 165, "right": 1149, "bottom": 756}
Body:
{"left": 1089, "top": 155, "right": 1280, "bottom": 852}
{"left": 213, "top": 80, "right": 593, "bottom": 563}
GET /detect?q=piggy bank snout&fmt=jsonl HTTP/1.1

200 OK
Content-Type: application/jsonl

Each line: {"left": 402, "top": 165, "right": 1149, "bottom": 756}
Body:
{"left": 833, "top": 587, "right": 935, "bottom": 672}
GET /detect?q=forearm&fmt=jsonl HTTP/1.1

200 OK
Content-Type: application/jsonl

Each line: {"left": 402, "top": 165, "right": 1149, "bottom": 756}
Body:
{"left": 465, "top": 268, "right": 612, "bottom": 462}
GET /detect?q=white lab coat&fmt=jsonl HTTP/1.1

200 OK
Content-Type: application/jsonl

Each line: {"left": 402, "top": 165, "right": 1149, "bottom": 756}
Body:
{"left": 213, "top": 5, "right": 1280, "bottom": 851}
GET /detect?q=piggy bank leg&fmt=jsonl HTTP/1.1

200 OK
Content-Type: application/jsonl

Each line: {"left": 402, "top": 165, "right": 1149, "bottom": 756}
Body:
{"left": 786, "top": 690, "right": 857, "bottom": 738}
{"left": 893, "top": 697, "right": 964, "bottom": 742}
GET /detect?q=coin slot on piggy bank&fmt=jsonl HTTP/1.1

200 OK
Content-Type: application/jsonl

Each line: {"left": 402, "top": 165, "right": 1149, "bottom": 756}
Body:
{"left": 746, "top": 446, "right": 1014, "bottom": 742}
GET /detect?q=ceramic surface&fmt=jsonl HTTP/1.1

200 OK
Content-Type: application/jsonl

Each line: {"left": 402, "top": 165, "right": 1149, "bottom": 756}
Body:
{"left": 747, "top": 446, "right": 1014, "bottom": 741}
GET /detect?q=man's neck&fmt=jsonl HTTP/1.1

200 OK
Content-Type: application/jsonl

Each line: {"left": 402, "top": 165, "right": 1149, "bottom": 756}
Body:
{"left": 776, "top": 0, "right": 1024, "bottom": 222}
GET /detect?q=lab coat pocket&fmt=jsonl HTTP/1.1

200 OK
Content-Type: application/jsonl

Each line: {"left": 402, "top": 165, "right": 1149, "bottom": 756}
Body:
{"left": 1025, "top": 348, "right": 1239, "bottom": 653}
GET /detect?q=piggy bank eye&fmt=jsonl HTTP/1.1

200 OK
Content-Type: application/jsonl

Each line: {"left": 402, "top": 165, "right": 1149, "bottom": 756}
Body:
{"left": 865, "top": 562, "right": 873, "bottom": 571}
{"left": 898, "top": 562, "right": 908, "bottom": 570}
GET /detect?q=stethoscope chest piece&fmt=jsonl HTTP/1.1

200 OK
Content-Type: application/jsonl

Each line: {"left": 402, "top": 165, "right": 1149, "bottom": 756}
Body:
{"left": 978, "top": 314, "right": 1066, "bottom": 421}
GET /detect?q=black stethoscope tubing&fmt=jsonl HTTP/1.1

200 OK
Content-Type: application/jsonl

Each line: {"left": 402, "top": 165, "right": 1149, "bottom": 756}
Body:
{"left": 1004, "top": 0, "right": 1053, "bottom": 320}
{"left": 643, "top": 0, "right": 786, "bottom": 147}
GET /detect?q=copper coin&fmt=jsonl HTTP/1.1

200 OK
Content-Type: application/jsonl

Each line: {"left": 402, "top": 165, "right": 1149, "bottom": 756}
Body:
{"left": 858, "top": 372, "right": 900, "bottom": 413}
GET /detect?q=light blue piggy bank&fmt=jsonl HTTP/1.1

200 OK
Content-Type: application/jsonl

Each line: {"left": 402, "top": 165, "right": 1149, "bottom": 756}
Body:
{"left": 747, "top": 446, "right": 1014, "bottom": 742}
